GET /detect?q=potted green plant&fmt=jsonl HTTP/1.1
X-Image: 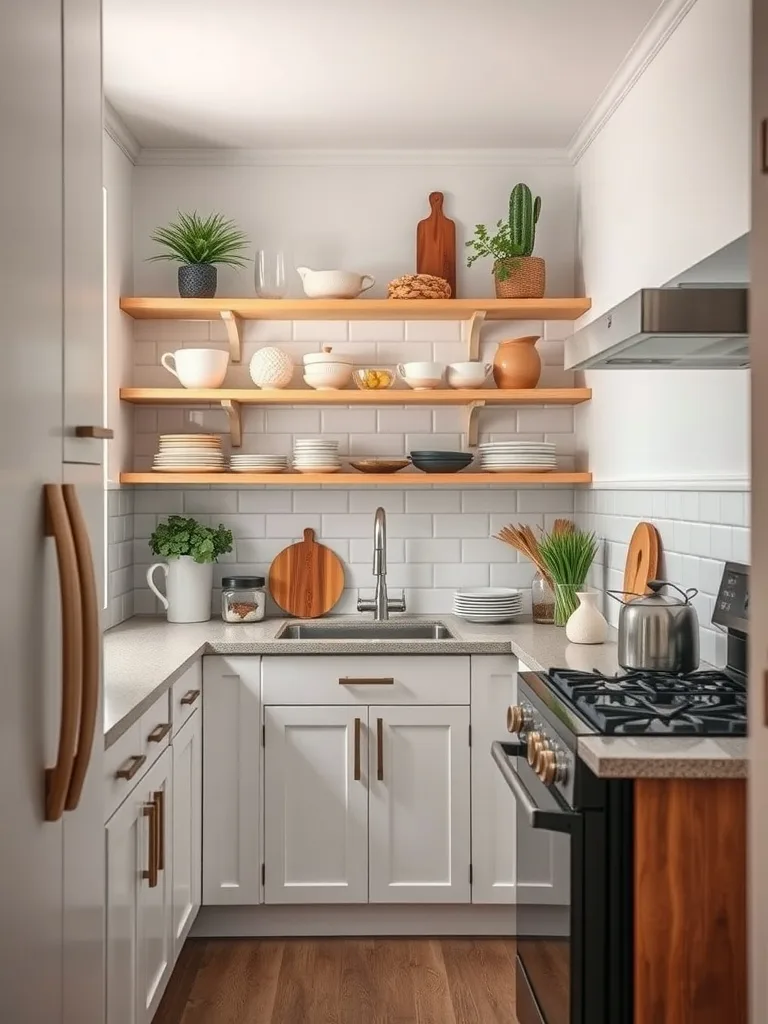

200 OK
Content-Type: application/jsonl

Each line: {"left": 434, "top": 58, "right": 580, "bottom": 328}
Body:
{"left": 148, "top": 211, "right": 250, "bottom": 298}
{"left": 465, "top": 183, "right": 545, "bottom": 298}
{"left": 537, "top": 528, "right": 599, "bottom": 627}
{"left": 146, "top": 516, "right": 233, "bottom": 623}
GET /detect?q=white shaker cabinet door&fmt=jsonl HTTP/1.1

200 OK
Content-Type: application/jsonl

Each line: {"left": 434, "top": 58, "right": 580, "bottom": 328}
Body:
{"left": 202, "top": 656, "right": 261, "bottom": 905}
{"left": 368, "top": 705, "right": 471, "bottom": 904}
{"left": 470, "top": 655, "right": 518, "bottom": 904}
{"left": 263, "top": 705, "right": 369, "bottom": 904}
{"left": 135, "top": 749, "right": 173, "bottom": 1024}
{"left": 105, "top": 788, "right": 142, "bottom": 1024}
{"left": 171, "top": 709, "right": 202, "bottom": 958}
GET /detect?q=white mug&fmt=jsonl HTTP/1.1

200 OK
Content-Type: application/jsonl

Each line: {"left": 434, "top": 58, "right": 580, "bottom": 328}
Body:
{"left": 161, "top": 348, "right": 229, "bottom": 388}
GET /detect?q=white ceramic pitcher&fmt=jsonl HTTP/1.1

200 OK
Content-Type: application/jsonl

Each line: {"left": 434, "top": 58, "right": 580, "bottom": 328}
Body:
{"left": 146, "top": 556, "right": 213, "bottom": 623}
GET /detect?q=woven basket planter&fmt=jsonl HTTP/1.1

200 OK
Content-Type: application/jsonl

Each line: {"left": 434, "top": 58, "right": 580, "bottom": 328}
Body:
{"left": 178, "top": 263, "right": 218, "bottom": 299}
{"left": 493, "top": 257, "right": 546, "bottom": 299}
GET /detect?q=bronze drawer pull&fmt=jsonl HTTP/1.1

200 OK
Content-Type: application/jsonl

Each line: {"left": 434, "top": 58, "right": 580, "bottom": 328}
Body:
{"left": 180, "top": 689, "right": 201, "bottom": 706}
{"left": 115, "top": 754, "right": 146, "bottom": 781}
{"left": 154, "top": 790, "right": 165, "bottom": 871}
{"left": 147, "top": 723, "right": 171, "bottom": 743}
{"left": 339, "top": 677, "right": 394, "bottom": 686}
{"left": 354, "top": 718, "right": 361, "bottom": 781}
{"left": 377, "top": 718, "right": 384, "bottom": 782}
{"left": 142, "top": 802, "right": 158, "bottom": 888}
{"left": 75, "top": 425, "right": 114, "bottom": 439}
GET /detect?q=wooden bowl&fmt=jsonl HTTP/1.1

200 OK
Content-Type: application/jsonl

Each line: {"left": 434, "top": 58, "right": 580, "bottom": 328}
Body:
{"left": 349, "top": 459, "right": 410, "bottom": 474}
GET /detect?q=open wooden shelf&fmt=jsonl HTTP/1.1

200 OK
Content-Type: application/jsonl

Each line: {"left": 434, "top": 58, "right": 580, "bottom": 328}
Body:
{"left": 120, "top": 471, "right": 592, "bottom": 487}
{"left": 120, "top": 387, "right": 591, "bottom": 406}
{"left": 120, "top": 296, "right": 592, "bottom": 322}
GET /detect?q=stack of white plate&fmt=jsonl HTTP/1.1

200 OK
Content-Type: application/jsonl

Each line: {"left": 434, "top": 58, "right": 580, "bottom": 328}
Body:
{"left": 229, "top": 454, "right": 288, "bottom": 474}
{"left": 477, "top": 441, "right": 556, "bottom": 473}
{"left": 152, "top": 434, "right": 225, "bottom": 473}
{"left": 292, "top": 439, "right": 341, "bottom": 474}
{"left": 453, "top": 587, "right": 523, "bottom": 623}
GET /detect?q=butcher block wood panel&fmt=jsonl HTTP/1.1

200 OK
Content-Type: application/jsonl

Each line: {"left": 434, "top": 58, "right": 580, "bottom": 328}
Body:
{"left": 634, "top": 778, "right": 747, "bottom": 1024}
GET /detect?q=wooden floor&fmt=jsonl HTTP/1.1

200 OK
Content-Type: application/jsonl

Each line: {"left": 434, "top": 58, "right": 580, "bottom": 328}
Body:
{"left": 154, "top": 938, "right": 519, "bottom": 1024}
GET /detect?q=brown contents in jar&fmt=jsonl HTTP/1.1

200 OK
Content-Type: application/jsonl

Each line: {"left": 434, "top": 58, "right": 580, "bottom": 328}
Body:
{"left": 532, "top": 601, "right": 555, "bottom": 624}
{"left": 229, "top": 602, "right": 259, "bottom": 618}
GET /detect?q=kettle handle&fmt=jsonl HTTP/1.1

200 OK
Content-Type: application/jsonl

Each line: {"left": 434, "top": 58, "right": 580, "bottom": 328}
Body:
{"left": 606, "top": 588, "right": 642, "bottom": 605}
{"left": 648, "top": 579, "right": 698, "bottom": 603}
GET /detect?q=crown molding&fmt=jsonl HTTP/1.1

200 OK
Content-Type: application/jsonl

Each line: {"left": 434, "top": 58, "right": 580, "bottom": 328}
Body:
{"left": 103, "top": 101, "right": 141, "bottom": 165}
{"left": 135, "top": 146, "right": 572, "bottom": 168}
{"left": 568, "top": 0, "right": 700, "bottom": 164}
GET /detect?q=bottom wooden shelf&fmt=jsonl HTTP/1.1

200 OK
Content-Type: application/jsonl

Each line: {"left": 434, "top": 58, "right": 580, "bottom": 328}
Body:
{"left": 119, "top": 471, "right": 592, "bottom": 486}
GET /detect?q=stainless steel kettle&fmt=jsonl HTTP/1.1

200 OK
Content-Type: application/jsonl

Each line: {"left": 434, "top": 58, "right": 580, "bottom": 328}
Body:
{"left": 609, "top": 580, "right": 700, "bottom": 674}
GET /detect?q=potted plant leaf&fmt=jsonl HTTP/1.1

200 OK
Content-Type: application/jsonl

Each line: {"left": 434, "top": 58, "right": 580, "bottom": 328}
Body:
{"left": 147, "top": 516, "right": 233, "bottom": 622}
{"left": 537, "top": 528, "right": 599, "bottom": 627}
{"left": 148, "top": 211, "right": 250, "bottom": 298}
{"left": 465, "top": 183, "right": 545, "bottom": 298}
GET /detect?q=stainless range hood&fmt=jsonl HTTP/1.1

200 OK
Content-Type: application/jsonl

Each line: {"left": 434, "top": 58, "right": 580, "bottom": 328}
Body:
{"left": 564, "top": 288, "right": 749, "bottom": 369}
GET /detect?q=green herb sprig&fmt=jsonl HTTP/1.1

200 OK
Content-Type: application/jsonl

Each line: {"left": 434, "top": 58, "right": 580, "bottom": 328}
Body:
{"left": 148, "top": 211, "right": 250, "bottom": 268}
{"left": 149, "top": 515, "right": 233, "bottom": 565}
{"left": 537, "top": 529, "right": 598, "bottom": 586}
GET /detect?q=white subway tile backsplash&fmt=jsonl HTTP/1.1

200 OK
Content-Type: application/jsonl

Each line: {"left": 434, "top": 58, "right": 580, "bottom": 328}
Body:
{"left": 266, "top": 408, "right": 322, "bottom": 433}
{"left": 320, "top": 513, "right": 376, "bottom": 538}
{"left": 710, "top": 525, "right": 733, "bottom": 561}
{"left": 293, "top": 489, "right": 350, "bottom": 513}
{"left": 406, "top": 538, "right": 460, "bottom": 563}
{"left": 404, "top": 320, "right": 461, "bottom": 342}
{"left": 184, "top": 490, "right": 238, "bottom": 515}
{"left": 490, "top": 512, "right": 544, "bottom": 533}
{"left": 698, "top": 491, "right": 721, "bottom": 523}
{"left": 405, "top": 489, "right": 461, "bottom": 514}
{"left": 433, "top": 513, "right": 489, "bottom": 538}
{"left": 292, "top": 320, "right": 349, "bottom": 343}
{"left": 688, "top": 523, "right": 711, "bottom": 556}
{"left": 518, "top": 489, "right": 574, "bottom": 514}
{"left": 386, "top": 513, "right": 433, "bottom": 538}
{"left": 489, "top": 562, "right": 537, "bottom": 588}
{"left": 349, "top": 320, "right": 404, "bottom": 343}
{"left": 461, "top": 489, "right": 517, "bottom": 513}
{"left": 732, "top": 527, "right": 750, "bottom": 563}
{"left": 135, "top": 489, "right": 184, "bottom": 515}
{"left": 347, "top": 434, "right": 403, "bottom": 456}
{"left": 517, "top": 407, "right": 573, "bottom": 433}
{"left": 321, "top": 408, "right": 377, "bottom": 434}
{"left": 265, "top": 513, "right": 322, "bottom": 538}
{"left": 385, "top": 563, "right": 434, "bottom": 589}
{"left": 720, "top": 492, "right": 746, "bottom": 526}
{"left": 238, "top": 490, "right": 293, "bottom": 513}
{"left": 462, "top": 538, "right": 518, "bottom": 563}
{"left": 377, "top": 407, "right": 432, "bottom": 434}
{"left": 349, "top": 490, "right": 405, "bottom": 513}
{"left": 350, "top": 537, "right": 403, "bottom": 563}
{"left": 216, "top": 514, "right": 265, "bottom": 538}
{"left": 435, "top": 563, "right": 490, "bottom": 588}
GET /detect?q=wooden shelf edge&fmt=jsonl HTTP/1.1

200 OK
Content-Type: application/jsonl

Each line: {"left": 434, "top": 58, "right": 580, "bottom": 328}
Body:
{"left": 119, "top": 387, "right": 592, "bottom": 406}
{"left": 120, "top": 296, "right": 592, "bottom": 322}
{"left": 119, "top": 471, "right": 593, "bottom": 486}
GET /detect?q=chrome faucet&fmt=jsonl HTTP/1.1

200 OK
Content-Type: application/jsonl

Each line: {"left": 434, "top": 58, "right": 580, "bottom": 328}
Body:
{"left": 357, "top": 507, "right": 406, "bottom": 620}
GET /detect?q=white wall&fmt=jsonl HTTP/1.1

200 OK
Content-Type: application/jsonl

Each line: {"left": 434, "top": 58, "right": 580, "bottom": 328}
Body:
{"left": 132, "top": 159, "right": 576, "bottom": 298}
{"left": 574, "top": 0, "right": 751, "bottom": 486}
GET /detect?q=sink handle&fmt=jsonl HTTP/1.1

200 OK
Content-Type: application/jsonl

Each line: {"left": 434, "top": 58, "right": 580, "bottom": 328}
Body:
{"left": 387, "top": 590, "right": 407, "bottom": 613}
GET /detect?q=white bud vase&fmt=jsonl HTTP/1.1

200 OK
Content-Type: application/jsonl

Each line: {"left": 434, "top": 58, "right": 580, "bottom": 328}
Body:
{"left": 565, "top": 590, "right": 608, "bottom": 645}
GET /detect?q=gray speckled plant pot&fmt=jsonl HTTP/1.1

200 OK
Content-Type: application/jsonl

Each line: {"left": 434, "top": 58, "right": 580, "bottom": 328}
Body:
{"left": 178, "top": 263, "right": 217, "bottom": 298}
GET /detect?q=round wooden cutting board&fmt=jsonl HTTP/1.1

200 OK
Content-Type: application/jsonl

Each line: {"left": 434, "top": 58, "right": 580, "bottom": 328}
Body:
{"left": 268, "top": 528, "right": 345, "bottom": 619}
{"left": 623, "top": 522, "right": 661, "bottom": 599}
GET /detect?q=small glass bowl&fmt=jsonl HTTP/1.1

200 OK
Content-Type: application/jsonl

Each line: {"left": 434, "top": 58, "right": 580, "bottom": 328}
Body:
{"left": 353, "top": 367, "right": 396, "bottom": 390}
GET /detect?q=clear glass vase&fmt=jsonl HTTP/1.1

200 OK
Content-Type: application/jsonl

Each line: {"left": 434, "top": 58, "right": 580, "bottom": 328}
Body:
{"left": 531, "top": 571, "right": 555, "bottom": 624}
{"left": 554, "top": 583, "right": 580, "bottom": 627}
{"left": 255, "top": 250, "right": 287, "bottom": 298}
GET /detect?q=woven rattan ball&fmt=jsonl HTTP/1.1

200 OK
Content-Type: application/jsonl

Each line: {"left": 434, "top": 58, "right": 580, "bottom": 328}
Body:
{"left": 387, "top": 274, "right": 452, "bottom": 299}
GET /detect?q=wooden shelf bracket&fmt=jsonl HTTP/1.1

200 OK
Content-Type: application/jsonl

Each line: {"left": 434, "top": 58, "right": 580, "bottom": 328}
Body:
{"left": 221, "top": 399, "right": 242, "bottom": 447}
{"left": 220, "top": 310, "right": 243, "bottom": 363}
{"left": 465, "top": 400, "right": 486, "bottom": 448}
{"left": 463, "top": 310, "right": 487, "bottom": 361}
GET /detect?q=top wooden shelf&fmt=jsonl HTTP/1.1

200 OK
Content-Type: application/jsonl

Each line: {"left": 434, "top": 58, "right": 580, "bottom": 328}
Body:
{"left": 119, "top": 296, "right": 592, "bottom": 322}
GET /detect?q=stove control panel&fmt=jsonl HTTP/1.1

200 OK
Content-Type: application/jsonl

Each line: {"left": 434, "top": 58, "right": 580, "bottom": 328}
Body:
{"left": 712, "top": 560, "right": 749, "bottom": 635}
{"left": 508, "top": 699, "right": 573, "bottom": 789}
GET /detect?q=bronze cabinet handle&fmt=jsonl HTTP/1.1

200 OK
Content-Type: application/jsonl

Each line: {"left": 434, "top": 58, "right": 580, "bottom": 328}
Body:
{"left": 115, "top": 754, "right": 146, "bottom": 781}
{"left": 75, "top": 426, "right": 114, "bottom": 439}
{"left": 180, "top": 689, "right": 201, "bottom": 706}
{"left": 44, "top": 484, "right": 83, "bottom": 822}
{"left": 142, "top": 802, "right": 158, "bottom": 888}
{"left": 154, "top": 790, "right": 165, "bottom": 871}
{"left": 377, "top": 718, "right": 384, "bottom": 782}
{"left": 354, "top": 718, "right": 361, "bottom": 781}
{"left": 147, "top": 723, "right": 171, "bottom": 743}
{"left": 339, "top": 677, "right": 394, "bottom": 686}
{"left": 62, "top": 484, "right": 100, "bottom": 813}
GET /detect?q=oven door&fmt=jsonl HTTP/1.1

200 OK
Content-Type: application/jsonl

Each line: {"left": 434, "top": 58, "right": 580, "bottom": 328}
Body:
{"left": 492, "top": 741, "right": 577, "bottom": 1024}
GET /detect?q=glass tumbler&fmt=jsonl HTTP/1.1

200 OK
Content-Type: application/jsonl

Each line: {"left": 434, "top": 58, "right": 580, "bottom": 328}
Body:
{"left": 255, "top": 250, "right": 287, "bottom": 298}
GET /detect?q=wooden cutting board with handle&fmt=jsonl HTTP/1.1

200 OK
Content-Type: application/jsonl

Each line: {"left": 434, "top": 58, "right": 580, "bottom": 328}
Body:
{"left": 268, "top": 528, "right": 345, "bottom": 619}
{"left": 623, "top": 522, "right": 661, "bottom": 599}
{"left": 417, "top": 191, "right": 457, "bottom": 297}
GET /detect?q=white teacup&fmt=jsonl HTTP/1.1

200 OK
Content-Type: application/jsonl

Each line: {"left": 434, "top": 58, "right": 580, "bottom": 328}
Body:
{"left": 397, "top": 361, "right": 445, "bottom": 390}
{"left": 446, "top": 361, "right": 493, "bottom": 389}
{"left": 161, "top": 348, "right": 229, "bottom": 388}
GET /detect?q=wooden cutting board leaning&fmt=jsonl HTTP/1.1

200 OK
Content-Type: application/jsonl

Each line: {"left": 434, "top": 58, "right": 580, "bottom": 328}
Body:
{"left": 268, "top": 528, "right": 345, "bottom": 618}
{"left": 623, "top": 522, "right": 661, "bottom": 599}
{"left": 416, "top": 191, "right": 456, "bottom": 297}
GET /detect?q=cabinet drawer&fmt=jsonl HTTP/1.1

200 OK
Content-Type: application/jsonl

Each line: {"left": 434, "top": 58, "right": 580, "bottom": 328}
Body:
{"left": 171, "top": 661, "right": 203, "bottom": 735}
{"left": 261, "top": 656, "right": 470, "bottom": 705}
{"left": 104, "top": 691, "right": 171, "bottom": 820}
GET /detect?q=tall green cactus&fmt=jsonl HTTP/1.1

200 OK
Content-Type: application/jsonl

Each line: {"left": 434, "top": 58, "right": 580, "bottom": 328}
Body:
{"left": 508, "top": 183, "right": 541, "bottom": 257}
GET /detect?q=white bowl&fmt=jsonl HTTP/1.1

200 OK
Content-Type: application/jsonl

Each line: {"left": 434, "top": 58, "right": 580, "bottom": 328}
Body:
{"left": 303, "top": 362, "right": 353, "bottom": 390}
{"left": 446, "top": 362, "right": 492, "bottom": 389}
{"left": 397, "top": 361, "right": 445, "bottom": 390}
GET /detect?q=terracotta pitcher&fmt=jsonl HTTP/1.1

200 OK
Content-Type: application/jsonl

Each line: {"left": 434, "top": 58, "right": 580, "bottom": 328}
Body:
{"left": 493, "top": 335, "right": 541, "bottom": 389}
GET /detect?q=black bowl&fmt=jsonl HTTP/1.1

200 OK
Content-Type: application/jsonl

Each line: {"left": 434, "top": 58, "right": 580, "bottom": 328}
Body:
{"left": 410, "top": 450, "right": 472, "bottom": 460}
{"left": 411, "top": 458, "right": 472, "bottom": 474}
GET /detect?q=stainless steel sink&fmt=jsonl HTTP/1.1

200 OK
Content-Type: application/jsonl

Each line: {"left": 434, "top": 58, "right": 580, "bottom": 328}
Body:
{"left": 276, "top": 621, "right": 456, "bottom": 641}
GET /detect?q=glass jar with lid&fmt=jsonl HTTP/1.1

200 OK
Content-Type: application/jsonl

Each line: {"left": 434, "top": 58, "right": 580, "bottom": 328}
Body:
{"left": 221, "top": 576, "right": 266, "bottom": 623}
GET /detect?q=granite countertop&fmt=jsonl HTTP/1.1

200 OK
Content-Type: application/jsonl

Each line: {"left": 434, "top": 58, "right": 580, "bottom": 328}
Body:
{"left": 103, "top": 614, "right": 747, "bottom": 779}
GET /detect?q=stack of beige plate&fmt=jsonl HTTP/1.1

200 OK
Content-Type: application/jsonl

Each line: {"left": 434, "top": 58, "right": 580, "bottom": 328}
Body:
{"left": 292, "top": 439, "right": 341, "bottom": 474}
{"left": 152, "top": 434, "right": 225, "bottom": 473}
{"left": 229, "top": 453, "right": 289, "bottom": 474}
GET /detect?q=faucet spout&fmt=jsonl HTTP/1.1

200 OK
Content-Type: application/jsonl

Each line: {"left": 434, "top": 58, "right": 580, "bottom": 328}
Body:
{"left": 357, "top": 506, "right": 406, "bottom": 621}
{"left": 372, "top": 506, "right": 387, "bottom": 576}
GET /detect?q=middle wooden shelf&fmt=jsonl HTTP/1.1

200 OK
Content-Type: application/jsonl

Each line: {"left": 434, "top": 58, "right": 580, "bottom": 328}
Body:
{"left": 120, "top": 386, "right": 591, "bottom": 406}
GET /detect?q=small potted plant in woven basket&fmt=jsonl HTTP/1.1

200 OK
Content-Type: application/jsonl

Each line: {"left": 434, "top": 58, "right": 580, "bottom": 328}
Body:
{"left": 465, "top": 183, "right": 545, "bottom": 298}
{"left": 148, "top": 211, "right": 250, "bottom": 298}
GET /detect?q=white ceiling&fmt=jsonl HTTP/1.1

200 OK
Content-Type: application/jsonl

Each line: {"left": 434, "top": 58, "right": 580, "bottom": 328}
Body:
{"left": 104, "top": 0, "right": 663, "bottom": 150}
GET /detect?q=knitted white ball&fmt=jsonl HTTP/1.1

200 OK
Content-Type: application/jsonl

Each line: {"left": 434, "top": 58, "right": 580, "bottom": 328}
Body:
{"left": 249, "top": 346, "right": 294, "bottom": 389}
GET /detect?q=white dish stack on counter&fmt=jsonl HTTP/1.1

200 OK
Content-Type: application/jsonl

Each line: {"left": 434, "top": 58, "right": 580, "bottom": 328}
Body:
{"left": 292, "top": 439, "right": 342, "bottom": 474}
{"left": 152, "top": 434, "right": 225, "bottom": 473}
{"left": 229, "top": 454, "right": 289, "bottom": 473}
{"left": 453, "top": 587, "right": 523, "bottom": 623}
{"left": 477, "top": 441, "right": 556, "bottom": 473}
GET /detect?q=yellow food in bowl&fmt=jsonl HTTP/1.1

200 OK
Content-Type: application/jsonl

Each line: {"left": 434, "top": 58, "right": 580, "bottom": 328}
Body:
{"left": 354, "top": 368, "right": 394, "bottom": 390}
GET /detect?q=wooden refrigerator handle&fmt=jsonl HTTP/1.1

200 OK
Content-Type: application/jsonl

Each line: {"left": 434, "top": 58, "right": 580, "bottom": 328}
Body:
{"left": 44, "top": 485, "right": 83, "bottom": 822}
{"left": 62, "top": 484, "right": 99, "bottom": 812}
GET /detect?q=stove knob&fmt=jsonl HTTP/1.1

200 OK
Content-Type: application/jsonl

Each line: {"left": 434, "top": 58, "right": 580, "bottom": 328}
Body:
{"left": 506, "top": 705, "right": 530, "bottom": 733}
{"left": 527, "top": 732, "right": 547, "bottom": 766}
{"left": 537, "top": 749, "right": 568, "bottom": 786}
